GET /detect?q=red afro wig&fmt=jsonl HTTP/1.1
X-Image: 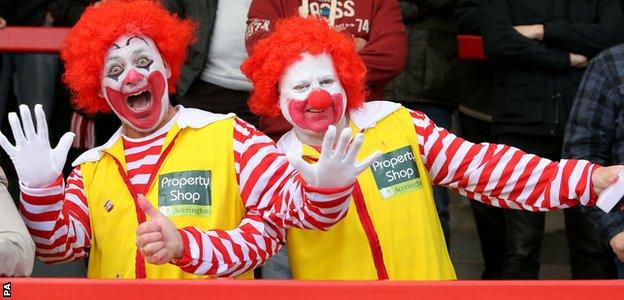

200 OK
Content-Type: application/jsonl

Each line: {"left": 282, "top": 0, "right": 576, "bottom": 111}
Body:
{"left": 241, "top": 17, "right": 367, "bottom": 118}
{"left": 61, "top": 0, "right": 194, "bottom": 114}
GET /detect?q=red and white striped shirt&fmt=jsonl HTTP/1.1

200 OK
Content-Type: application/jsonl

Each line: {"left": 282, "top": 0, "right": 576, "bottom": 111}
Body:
{"left": 123, "top": 132, "right": 167, "bottom": 195}
{"left": 18, "top": 105, "right": 600, "bottom": 277}
{"left": 19, "top": 111, "right": 353, "bottom": 277}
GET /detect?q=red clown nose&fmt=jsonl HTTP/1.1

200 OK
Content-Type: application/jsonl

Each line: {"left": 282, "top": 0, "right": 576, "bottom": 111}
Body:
{"left": 123, "top": 69, "right": 144, "bottom": 86}
{"left": 307, "top": 89, "right": 333, "bottom": 110}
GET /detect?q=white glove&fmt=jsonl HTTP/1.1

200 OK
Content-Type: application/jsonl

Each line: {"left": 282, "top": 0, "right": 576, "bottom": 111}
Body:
{"left": 286, "top": 126, "right": 380, "bottom": 188}
{"left": 0, "top": 104, "right": 75, "bottom": 187}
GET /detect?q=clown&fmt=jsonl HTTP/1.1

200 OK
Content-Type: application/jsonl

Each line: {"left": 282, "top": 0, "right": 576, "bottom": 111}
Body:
{"left": 0, "top": 1, "right": 378, "bottom": 279}
{"left": 241, "top": 17, "right": 624, "bottom": 280}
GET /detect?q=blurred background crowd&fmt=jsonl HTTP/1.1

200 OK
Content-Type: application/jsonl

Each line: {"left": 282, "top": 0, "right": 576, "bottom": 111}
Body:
{"left": 1, "top": 0, "right": 624, "bottom": 279}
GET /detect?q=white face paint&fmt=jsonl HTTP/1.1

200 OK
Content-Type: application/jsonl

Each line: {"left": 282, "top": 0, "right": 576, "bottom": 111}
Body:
{"left": 101, "top": 34, "right": 171, "bottom": 132}
{"left": 278, "top": 52, "right": 347, "bottom": 135}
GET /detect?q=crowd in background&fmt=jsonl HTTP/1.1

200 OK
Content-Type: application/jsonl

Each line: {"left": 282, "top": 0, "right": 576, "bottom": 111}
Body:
{"left": 1, "top": 0, "right": 624, "bottom": 279}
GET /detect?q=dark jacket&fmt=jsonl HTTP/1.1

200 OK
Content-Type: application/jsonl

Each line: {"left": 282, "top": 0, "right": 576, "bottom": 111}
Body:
{"left": 3, "top": 0, "right": 55, "bottom": 26}
{"left": 52, "top": 0, "right": 94, "bottom": 26}
{"left": 0, "top": 0, "right": 10, "bottom": 19}
{"left": 481, "top": 0, "right": 624, "bottom": 137}
{"left": 162, "top": 0, "right": 217, "bottom": 98}
{"left": 453, "top": 0, "right": 493, "bottom": 120}
{"left": 384, "top": 0, "right": 458, "bottom": 107}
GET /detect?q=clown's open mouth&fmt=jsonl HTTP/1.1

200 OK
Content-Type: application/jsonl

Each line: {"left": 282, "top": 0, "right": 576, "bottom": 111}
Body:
{"left": 306, "top": 108, "right": 327, "bottom": 113}
{"left": 126, "top": 90, "right": 152, "bottom": 112}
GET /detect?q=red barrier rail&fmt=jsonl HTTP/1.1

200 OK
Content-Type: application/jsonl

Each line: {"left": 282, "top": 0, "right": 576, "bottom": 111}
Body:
{"left": 458, "top": 35, "right": 486, "bottom": 60}
{"left": 1, "top": 28, "right": 487, "bottom": 61}
{"left": 0, "top": 27, "right": 69, "bottom": 53}
{"left": 1, "top": 278, "right": 623, "bottom": 300}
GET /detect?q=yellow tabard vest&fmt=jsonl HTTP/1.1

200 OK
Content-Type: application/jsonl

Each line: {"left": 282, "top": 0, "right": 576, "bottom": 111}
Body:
{"left": 286, "top": 107, "right": 456, "bottom": 280}
{"left": 80, "top": 117, "right": 252, "bottom": 279}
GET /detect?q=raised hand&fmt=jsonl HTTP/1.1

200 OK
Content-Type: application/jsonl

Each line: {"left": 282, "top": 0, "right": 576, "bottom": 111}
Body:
{"left": 286, "top": 125, "right": 380, "bottom": 188}
{"left": 136, "top": 194, "right": 184, "bottom": 265}
{"left": 0, "top": 104, "right": 74, "bottom": 187}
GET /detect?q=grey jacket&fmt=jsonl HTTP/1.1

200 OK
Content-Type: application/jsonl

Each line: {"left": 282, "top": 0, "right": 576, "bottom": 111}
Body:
{"left": 162, "top": 0, "right": 217, "bottom": 98}
{"left": 0, "top": 167, "right": 35, "bottom": 277}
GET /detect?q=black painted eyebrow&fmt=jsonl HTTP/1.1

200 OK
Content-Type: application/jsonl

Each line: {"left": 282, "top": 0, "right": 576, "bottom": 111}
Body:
{"left": 126, "top": 36, "right": 149, "bottom": 46}
{"left": 111, "top": 44, "right": 121, "bottom": 49}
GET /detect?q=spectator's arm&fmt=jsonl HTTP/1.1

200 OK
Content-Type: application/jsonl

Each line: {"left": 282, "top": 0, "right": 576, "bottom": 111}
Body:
{"left": 562, "top": 57, "right": 618, "bottom": 166}
{"left": 0, "top": 168, "right": 35, "bottom": 277}
{"left": 582, "top": 206, "right": 624, "bottom": 244}
{"left": 481, "top": 0, "right": 570, "bottom": 71}
{"left": 358, "top": 0, "right": 407, "bottom": 85}
{"left": 454, "top": 0, "right": 482, "bottom": 34}
{"left": 543, "top": 0, "right": 624, "bottom": 57}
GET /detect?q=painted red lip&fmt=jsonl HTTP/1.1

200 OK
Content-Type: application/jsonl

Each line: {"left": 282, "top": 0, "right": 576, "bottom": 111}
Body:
{"left": 104, "top": 71, "right": 166, "bottom": 130}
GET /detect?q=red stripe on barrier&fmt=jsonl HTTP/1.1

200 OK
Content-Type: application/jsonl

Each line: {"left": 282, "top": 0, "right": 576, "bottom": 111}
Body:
{"left": 2, "top": 278, "right": 624, "bottom": 300}
{"left": 0, "top": 28, "right": 486, "bottom": 61}
{"left": 458, "top": 35, "right": 486, "bottom": 60}
{"left": 0, "top": 27, "right": 69, "bottom": 53}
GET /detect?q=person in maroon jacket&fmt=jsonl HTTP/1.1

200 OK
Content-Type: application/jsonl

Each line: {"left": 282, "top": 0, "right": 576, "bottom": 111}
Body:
{"left": 245, "top": 0, "right": 407, "bottom": 141}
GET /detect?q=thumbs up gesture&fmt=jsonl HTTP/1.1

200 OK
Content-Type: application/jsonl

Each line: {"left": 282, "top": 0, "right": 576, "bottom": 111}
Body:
{"left": 136, "top": 194, "right": 184, "bottom": 265}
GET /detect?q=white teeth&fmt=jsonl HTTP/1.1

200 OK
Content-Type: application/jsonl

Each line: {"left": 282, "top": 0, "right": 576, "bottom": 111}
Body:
{"left": 130, "top": 91, "right": 144, "bottom": 97}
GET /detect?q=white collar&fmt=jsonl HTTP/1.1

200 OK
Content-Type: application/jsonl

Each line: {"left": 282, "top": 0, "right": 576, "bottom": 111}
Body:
{"left": 276, "top": 101, "right": 401, "bottom": 155}
{"left": 348, "top": 101, "right": 401, "bottom": 130}
{"left": 72, "top": 106, "right": 235, "bottom": 166}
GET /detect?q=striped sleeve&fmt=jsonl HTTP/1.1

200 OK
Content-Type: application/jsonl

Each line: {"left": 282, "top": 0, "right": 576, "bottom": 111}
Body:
{"left": 18, "top": 166, "right": 91, "bottom": 264}
{"left": 172, "top": 118, "right": 353, "bottom": 277}
{"left": 410, "top": 110, "right": 599, "bottom": 211}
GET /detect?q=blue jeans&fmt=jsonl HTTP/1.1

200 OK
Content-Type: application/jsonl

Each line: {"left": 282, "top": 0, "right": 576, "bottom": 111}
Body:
{"left": 0, "top": 53, "right": 58, "bottom": 123}
{"left": 402, "top": 103, "right": 453, "bottom": 247}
